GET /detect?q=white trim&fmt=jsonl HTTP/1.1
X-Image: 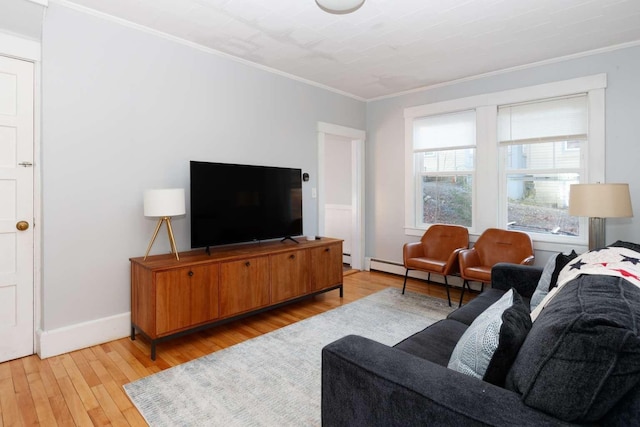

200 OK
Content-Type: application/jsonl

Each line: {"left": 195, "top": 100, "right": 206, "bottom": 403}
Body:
{"left": 367, "top": 258, "right": 472, "bottom": 290}
{"left": 37, "top": 312, "right": 130, "bottom": 359}
{"left": 51, "top": 0, "right": 364, "bottom": 102}
{"left": 0, "top": 32, "right": 41, "bottom": 61}
{"left": 317, "top": 122, "right": 366, "bottom": 139}
{"left": 33, "top": 60, "right": 43, "bottom": 358}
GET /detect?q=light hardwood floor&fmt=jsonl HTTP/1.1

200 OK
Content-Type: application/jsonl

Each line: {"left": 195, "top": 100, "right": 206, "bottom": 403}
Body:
{"left": 0, "top": 270, "right": 473, "bottom": 426}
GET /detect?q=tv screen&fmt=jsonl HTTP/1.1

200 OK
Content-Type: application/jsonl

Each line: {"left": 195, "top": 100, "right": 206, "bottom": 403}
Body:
{"left": 190, "top": 161, "right": 303, "bottom": 248}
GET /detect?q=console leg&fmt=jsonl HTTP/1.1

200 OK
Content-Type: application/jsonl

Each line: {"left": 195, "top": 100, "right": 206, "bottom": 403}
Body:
{"left": 130, "top": 325, "right": 135, "bottom": 341}
{"left": 151, "top": 341, "right": 157, "bottom": 361}
{"left": 339, "top": 285, "right": 343, "bottom": 298}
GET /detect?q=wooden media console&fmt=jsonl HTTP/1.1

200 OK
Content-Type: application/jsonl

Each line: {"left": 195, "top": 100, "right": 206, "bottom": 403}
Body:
{"left": 130, "top": 237, "right": 343, "bottom": 359}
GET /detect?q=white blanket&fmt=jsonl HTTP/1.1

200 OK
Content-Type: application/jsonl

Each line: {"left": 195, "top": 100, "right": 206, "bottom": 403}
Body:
{"left": 531, "top": 246, "right": 640, "bottom": 321}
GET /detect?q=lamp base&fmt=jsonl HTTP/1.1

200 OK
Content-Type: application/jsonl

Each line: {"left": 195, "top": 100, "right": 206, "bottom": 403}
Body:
{"left": 588, "top": 217, "right": 606, "bottom": 251}
{"left": 144, "top": 216, "right": 180, "bottom": 261}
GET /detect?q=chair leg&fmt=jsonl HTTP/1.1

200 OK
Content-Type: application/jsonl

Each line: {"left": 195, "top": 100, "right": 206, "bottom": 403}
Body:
{"left": 481, "top": 282, "right": 485, "bottom": 292}
{"left": 402, "top": 269, "right": 410, "bottom": 294}
{"left": 459, "top": 280, "right": 468, "bottom": 308}
{"left": 444, "top": 276, "right": 451, "bottom": 307}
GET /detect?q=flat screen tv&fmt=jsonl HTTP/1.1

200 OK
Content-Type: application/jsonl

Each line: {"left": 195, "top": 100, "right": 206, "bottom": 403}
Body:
{"left": 190, "top": 161, "right": 303, "bottom": 249}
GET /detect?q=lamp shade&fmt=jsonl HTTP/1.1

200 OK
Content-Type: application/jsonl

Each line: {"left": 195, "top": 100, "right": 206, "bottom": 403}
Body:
{"left": 316, "top": 0, "right": 364, "bottom": 14}
{"left": 144, "top": 188, "right": 185, "bottom": 217}
{"left": 568, "top": 183, "right": 633, "bottom": 218}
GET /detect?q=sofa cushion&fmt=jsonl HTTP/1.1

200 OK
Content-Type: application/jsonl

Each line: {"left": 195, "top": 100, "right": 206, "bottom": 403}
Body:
{"left": 394, "top": 319, "right": 467, "bottom": 366}
{"left": 505, "top": 274, "right": 640, "bottom": 423}
{"left": 448, "top": 289, "right": 525, "bottom": 380}
{"left": 447, "top": 288, "right": 506, "bottom": 325}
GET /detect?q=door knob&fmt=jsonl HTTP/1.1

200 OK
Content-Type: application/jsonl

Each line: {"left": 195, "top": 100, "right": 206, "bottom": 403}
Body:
{"left": 16, "top": 221, "right": 29, "bottom": 231}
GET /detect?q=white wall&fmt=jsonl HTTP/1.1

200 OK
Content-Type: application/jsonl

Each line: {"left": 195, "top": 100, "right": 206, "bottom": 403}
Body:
{"left": 40, "top": 3, "right": 365, "bottom": 340}
{"left": 365, "top": 45, "right": 640, "bottom": 266}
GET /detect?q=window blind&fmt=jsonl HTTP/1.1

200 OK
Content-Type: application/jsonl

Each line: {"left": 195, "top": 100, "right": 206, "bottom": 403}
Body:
{"left": 413, "top": 110, "right": 476, "bottom": 152}
{"left": 498, "top": 95, "right": 588, "bottom": 145}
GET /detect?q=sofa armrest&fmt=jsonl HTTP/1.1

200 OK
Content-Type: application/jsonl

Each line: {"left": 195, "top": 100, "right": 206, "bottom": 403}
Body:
{"left": 322, "top": 335, "right": 570, "bottom": 427}
{"left": 491, "top": 263, "right": 542, "bottom": 298}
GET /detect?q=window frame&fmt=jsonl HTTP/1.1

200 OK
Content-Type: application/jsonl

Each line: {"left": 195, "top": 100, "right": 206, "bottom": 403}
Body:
{"left": 404, "top": 74, "right": 606, "bottom": 251}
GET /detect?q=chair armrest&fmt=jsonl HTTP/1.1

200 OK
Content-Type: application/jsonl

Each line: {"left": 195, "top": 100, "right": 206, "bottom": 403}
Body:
{"left": 443, "top": 247, "right": 464, "bottom": 275}
{"left": 322, "top": 335, "right": 569, "bottom": 426}
{"left": 491, "top": 263, "right": 542, "bottom": 298}
{"left": 403, "top": 242, "right": 424, "bottom": 265}
{"left": 458, "top": 248, "right": 480, "bottom": 272}
{"left": 520, "top": 255, "right": 535, "bottom": 265}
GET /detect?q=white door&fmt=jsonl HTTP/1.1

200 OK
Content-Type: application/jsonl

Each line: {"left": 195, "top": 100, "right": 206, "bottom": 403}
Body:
{"left": 0, "top": 55, "right": 34, "bottom": 362}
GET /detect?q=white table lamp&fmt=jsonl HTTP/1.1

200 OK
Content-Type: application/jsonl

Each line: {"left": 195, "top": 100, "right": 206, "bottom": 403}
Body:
{"left": 569, "top": 183, "right": 633, "bottom": 250}
{"left": 143, "top": 188, "right": 186, "bottom": 260}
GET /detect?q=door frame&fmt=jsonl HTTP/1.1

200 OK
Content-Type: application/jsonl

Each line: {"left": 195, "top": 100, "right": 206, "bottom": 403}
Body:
{"left": 317, "top": 122, "right": 365, "bottom": 271}
{"left": 0, "top": 32, "right": 42, "bottom": 357}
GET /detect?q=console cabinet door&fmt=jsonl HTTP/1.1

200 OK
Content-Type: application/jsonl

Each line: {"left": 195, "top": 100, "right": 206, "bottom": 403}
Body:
{"left": 219, "top": 256, "right": 270, "bottom": 317}
{"left": 155, "top": 264, "right": 219, "bottom": 336}
{"left": 270, "top": 250, "right": 309, "bottom": 303}
{"left": 310, "top": 242, "right": 343, "bottom": 291}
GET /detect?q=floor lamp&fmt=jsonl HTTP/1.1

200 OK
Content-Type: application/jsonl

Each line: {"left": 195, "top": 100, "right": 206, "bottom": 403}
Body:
{"left": 144, "top": 188, "right": 186, "bottom": 260}
{"left": 568, "top": 183, "right": 633, "bottom": 251}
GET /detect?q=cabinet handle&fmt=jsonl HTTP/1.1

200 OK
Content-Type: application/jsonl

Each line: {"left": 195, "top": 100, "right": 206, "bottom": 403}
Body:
{"left": 325, "top": 248, "right": 330, "bottom": 252}
{"left": 289, "top": 254, "right": 296, "bottom": 259}
{"left": 245, "top": 261, "right": 251, "bottom": 267}
{"left": 188, "top": 271, "right": 194, "bottom": 277}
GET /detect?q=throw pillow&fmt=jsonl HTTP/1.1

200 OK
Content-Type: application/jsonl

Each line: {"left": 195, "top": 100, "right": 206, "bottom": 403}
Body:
{"left": 448, "top": 289, "right": 529, "bottom": 381}
{"left": 483, "top": 291, "right": 532, "bottom": 387}
{"left": 529, "top": 254, "right": 558, "bottom": 312}
{"left": 530, "top": 250, "right": 578, "bottom": 312}
{"left": 548, "top": 250, "right": 578, "bottom": 290}
{"left": 505, "top": 275, "right": 640, "bottom": 423}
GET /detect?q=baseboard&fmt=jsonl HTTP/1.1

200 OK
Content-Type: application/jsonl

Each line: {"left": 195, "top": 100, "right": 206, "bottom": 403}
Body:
{"left": 37, "top": 312, "right": 131, "bottom": 359}
{"left": 367, "top": 258, "right": 483, "bottom": 291}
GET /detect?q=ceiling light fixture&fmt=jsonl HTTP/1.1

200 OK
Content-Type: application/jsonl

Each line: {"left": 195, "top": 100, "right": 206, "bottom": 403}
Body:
{"left": 316, "top": 0, "right": 365, "bottom": 14}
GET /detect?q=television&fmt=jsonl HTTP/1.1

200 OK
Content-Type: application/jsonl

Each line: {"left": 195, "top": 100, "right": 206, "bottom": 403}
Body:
{"left": 190, "top": 161, "right": 303, "bottom": 249}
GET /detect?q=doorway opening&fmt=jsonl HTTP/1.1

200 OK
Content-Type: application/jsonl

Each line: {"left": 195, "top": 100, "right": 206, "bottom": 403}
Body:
{"left": 317, "top": 122, "right": 365, "bottom": 271}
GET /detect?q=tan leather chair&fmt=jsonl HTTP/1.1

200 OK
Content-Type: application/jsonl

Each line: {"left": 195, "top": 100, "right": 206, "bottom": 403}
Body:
{"left": 403, "top": 224, "right": 469, "bottom": 306}
{"left": 458, "top": 228, "right": 534, "bottom": 306}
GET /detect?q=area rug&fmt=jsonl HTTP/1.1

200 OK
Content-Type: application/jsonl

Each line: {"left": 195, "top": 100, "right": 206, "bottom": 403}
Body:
{"left": 124, "top": 287, "right": 453, "bottom": 426}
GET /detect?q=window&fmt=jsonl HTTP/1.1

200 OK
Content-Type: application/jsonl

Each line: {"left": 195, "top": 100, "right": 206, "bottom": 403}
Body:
{"left": 498, "top": 95, "right": 588, "bottom": 237}
{"left": 412, "top": 110, "right": 475, "bottom": 228}
{"left": 405, "top": 74, "right": 606, "bottom": 249}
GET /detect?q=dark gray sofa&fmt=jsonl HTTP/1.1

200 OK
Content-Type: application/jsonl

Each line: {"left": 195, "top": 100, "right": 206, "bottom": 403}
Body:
{"left": 322, "top": 261, "right": 640, "bottom": 426}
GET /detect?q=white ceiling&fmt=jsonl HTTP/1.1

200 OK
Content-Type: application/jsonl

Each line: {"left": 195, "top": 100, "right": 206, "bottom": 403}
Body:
{"left": 55, "top": 0, "right": 640, "bottom": 99}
